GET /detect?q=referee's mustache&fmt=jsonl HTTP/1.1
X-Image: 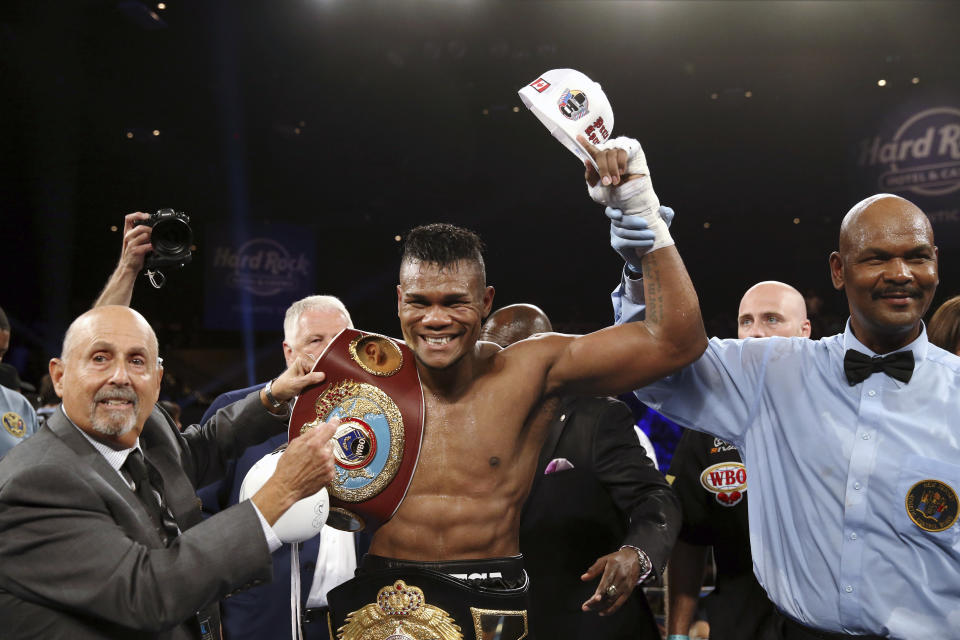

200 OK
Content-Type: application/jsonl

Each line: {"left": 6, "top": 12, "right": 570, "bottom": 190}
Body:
{"left": 872, "top": 286, "right": 922, "bottom": 300}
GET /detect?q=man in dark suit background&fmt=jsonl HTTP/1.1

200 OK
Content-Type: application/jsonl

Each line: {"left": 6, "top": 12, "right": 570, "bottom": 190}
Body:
{"left": 480, "top": 303, "right": 680, "bottom": 640}
{"left": 197, "top": 294, "right": 360, "bottom": 640}
{"left": 0, "top": 305, "right": 338, "bottom": 639}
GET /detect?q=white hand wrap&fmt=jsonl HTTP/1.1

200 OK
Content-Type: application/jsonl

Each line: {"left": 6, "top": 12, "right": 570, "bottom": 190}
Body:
{"left": 588, "top": 137, "right": 673, "bottom": 252}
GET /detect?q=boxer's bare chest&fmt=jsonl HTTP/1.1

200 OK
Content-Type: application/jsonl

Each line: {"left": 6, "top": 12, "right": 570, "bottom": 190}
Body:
{"left": 370, "top": 361, "right": 555, "bottom": 558}
{"left": 414, "top": 378, "right": 543, "bottom": 491}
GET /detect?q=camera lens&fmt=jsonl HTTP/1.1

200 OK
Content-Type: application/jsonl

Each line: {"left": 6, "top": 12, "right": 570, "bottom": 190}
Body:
{"left": 152, "top": 216, "right": 192, "bottom": 255}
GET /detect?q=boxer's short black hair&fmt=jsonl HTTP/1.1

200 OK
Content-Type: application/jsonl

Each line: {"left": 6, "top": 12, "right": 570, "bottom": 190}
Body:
{"left": 401, "top": 223, "right": 486, "bottom": 277}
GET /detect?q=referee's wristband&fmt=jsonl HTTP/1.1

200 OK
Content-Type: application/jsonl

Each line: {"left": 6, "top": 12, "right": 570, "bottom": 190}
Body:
{"left": 667, "top": 636, "right": 690, "bottom": 640}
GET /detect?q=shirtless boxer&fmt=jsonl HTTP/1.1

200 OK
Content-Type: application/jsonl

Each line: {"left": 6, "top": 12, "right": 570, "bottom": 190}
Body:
{"left": 327, "top": 139, "right": 706, "bottom": 635}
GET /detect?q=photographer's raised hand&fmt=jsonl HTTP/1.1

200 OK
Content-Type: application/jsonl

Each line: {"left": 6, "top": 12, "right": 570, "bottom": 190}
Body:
{"left": 93, "top": 212, "right": 154, "bottom": 308}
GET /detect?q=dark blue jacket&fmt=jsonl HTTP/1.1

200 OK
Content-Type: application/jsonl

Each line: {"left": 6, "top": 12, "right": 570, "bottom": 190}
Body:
{"left": 199, "top": 385, "right": 336, "bottom": 640}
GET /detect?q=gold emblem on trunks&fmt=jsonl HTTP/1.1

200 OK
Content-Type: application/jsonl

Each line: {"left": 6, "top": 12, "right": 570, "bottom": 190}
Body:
{"left": 300, "top": 379, "right": 405, "bottom": 503}
{"left": 469, "top": 608, "right": 528, "bottom": 640}
{"left": 337, "top": 580, "right": 462, "bottom": 640}
{"left": 349, "top": 334, "right": 404, "bottom": 377}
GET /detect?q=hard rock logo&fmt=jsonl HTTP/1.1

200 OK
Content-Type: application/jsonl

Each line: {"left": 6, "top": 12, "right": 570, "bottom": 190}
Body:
{"left": 857, "top": 106, "right": 960, "bottom": 197}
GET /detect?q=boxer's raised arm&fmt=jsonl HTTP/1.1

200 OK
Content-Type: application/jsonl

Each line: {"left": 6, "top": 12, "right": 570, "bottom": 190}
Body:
{"left": 544, "top": 136, "right": 706, "bottom": 396}
{"left": 545, "top": 245, "right": 705, "bottom": 397}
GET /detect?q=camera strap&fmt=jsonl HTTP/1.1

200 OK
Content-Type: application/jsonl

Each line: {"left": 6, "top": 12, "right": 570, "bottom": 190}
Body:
{"left": 145, "top": 269, "right": 166, "bottom": 289}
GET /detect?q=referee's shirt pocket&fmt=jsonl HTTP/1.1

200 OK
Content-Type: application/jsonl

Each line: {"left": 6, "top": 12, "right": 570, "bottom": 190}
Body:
{"left": 895, "top": 454, "right": 960, "bottom": 549}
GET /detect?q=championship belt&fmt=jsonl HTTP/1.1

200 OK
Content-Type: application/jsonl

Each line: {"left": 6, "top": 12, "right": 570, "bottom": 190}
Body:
{"left": 326, "top": 569, "right": 530, "bottom": 640}
{"left": 290, "top": 328, "right": 424, "bottom": 532}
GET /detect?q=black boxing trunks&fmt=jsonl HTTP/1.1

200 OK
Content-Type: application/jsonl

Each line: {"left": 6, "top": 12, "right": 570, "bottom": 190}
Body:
{"left": 326, "top": 555, "right": 530, "bottom": 640}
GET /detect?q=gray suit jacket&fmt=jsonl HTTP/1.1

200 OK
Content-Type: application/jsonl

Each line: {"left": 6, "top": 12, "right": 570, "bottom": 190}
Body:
{"left": 0, "top": 391, "right": 287, "bottom": 639}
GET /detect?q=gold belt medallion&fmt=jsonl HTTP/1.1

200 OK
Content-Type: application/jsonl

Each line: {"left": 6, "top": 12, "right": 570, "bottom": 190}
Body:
{"left": 300, "top": 379, "right": 405, "bottom": 503}
{"left": 337, "top": 580, "right": 462, "bottom": 640}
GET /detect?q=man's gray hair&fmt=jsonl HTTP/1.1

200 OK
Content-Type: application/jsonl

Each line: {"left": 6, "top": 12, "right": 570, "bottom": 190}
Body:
{"left": 283, "top": 295, "right": 353, "bottom": 343}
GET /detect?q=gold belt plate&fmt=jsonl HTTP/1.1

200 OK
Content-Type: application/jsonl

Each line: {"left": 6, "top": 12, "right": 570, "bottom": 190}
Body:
{"left": 336, "top": 580, "right": 463, "bottom": 640}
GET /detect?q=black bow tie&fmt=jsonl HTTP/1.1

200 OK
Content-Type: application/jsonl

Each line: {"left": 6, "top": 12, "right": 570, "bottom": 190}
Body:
{"left": 843, "top": 349, "right": 915, "bottom": 386}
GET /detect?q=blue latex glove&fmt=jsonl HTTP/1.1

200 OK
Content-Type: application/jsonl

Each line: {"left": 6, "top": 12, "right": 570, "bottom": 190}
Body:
{"left": 606, "top": 205, "right": 675, "bottom": 273}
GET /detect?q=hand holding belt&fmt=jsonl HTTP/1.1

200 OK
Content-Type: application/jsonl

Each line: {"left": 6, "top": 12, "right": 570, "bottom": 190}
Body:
{"left": 843, "top": 349, "right": 914, "bottom": 385}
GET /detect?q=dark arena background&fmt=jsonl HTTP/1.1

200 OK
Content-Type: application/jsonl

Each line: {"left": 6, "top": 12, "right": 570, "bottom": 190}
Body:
{"left": 2, "top": 0, "right": 960, "bottom": 422}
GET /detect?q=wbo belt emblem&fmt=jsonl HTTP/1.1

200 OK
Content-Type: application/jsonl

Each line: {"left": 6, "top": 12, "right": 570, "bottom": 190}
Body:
{"left": 334, "top": 419, "right": 378, "bottom": 470}
{"left": 905, "top": 479, "right": 959, "bottom": 533}
{"left": 700, "top": 462, "right": 747, "bottom": 507}
{"left": 2, "top": 411, "right": 26, "bottom": 438}
{"left": 303, "top": 379, "right": 405, "bottom": 504}
{"left": 337, "top": 580, "right": 462, "bottom": 640}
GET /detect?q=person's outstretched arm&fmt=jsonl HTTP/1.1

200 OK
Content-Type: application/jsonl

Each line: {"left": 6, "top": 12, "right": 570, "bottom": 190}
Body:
{"left": 94, "top": 211, "right": 152, "bottom": 307}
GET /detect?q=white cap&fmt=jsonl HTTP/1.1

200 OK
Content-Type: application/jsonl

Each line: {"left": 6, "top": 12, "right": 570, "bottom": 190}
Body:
{"left": 518, "top": 68, "right": 614, "bottom": 170}
{"left": 239, "top": 449, "right": 330, "bottom": 543}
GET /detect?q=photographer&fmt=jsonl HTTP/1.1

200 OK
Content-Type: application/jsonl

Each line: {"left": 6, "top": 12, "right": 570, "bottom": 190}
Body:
{"left": 95, "top": 210, "right": 190, "bottom": 307}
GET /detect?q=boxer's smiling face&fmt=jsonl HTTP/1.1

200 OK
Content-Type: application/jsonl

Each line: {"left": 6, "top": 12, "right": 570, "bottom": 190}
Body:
{"left": 397, "top": 259, "right": 494, "bottom": 371}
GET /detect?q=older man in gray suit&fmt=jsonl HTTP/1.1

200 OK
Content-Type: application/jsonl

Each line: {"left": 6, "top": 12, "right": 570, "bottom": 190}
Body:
{"left": 0, "top": 305, "right": 338, "bottom": 639}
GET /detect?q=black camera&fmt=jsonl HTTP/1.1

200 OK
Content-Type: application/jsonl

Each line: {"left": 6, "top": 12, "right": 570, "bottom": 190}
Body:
{"left": 137, "top": 208, "right": 193, "bottom": 270}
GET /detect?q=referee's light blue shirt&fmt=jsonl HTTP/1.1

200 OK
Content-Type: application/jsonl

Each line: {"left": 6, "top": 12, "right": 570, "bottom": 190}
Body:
{"left": 614, "top": 273, "right": 960, "bottom": 637}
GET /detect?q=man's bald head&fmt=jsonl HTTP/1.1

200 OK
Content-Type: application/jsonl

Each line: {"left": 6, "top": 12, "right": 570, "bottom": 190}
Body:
{"left": 838, "top": 194, "right": 933, "bottom": 257}
{"left": 830, "top": 193, "right": 938, "bottom": 353}
{"left": 61, "top": 306, "right": 159, "bottom": 364}
{"left": 737, "top": 281, "right": 811, "bottom": 339}
{"left": 480, "top": 304, "right": 553, "bottom": 348}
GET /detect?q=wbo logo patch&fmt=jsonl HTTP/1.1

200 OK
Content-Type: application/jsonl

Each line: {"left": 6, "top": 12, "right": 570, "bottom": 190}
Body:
{"left": 700, "top": 462, "right": 747, "bottom": 506}
{"left": 303, "top": 379, "right": 405, "bottom": 504}
{"left": 2, "top": 411, "right": 25, "bottom": 438}
{"left": 333, "top": 419, "right": 378, "bottom": 470}
{"left": 905, "top": 479, "right": 959, "bottom": 533}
